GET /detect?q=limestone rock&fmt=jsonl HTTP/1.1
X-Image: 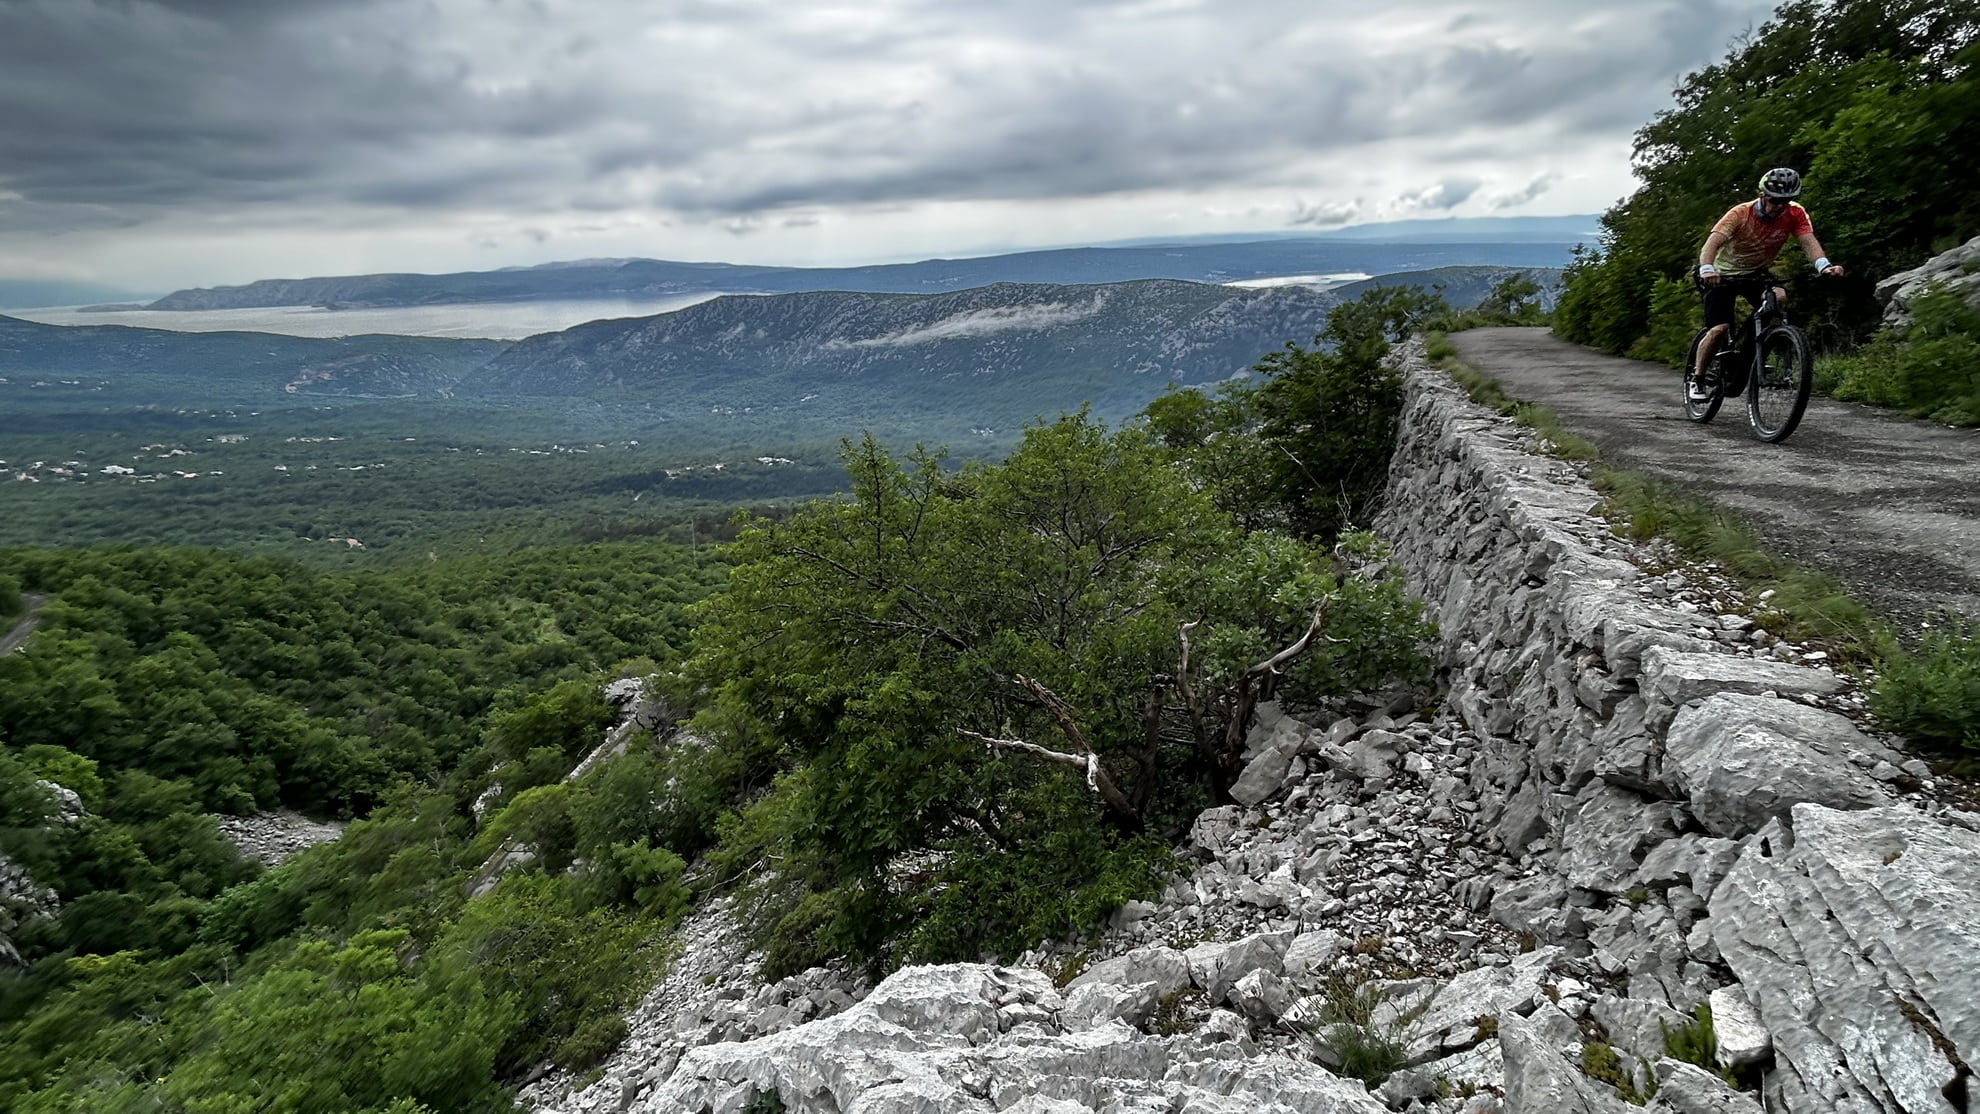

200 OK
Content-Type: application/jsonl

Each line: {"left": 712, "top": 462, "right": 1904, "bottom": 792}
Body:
{"left": 1707, "top": 985, "right": 1770, "bottom": 1070}
{"left": 1711, "top": 806, "right": 1980, "bottom": 1114}
{"left": 1186, "top": 932, "right": 1291, "bottom": 1002}
{"left": 1588, "top": 995, "right": 1690, "bottom": 1065}
{"left": 1639, "top": 648, "right": 1844, "bottom": 706}
{"left": 1230, "top": 735, "right": 1301, "bottom": 807}
{"left": 1877, "top": 234, "right": 1980, "bottom": 327}
{"left": 1067, "top": 946, "right": 1191, "bottom": 999}
{"left": 1645, "top": 1059, "right": 1765, "bottom": 1114}
{"left": 1283, "top": 930, "right": 1346, "bottom": 989}
{"left": 1498, "top": 1011, "right": 1638, "bottom": 1114}
{"left": 1663, "top": 694, "right": 1894, "bottom": 838}
{"left": 1559, "top": 785, "right": 1684, "bottom": 894}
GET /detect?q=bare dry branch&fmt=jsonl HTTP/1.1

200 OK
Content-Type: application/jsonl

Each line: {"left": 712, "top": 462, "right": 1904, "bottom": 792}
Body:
{"left": 1015, "top": 674, "right": 1092, "bottom": 754}
{"left": 961, "top": 728, "right": 1139, "bottom": 826}
{"left": 1244, "top": 598, "right": 1336, "bottom": 680}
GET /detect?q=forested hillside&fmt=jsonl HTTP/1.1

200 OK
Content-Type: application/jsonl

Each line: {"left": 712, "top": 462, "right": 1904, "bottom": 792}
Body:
{"left": 1553, "top": 0, "right": 1978, "bottom": 359}
{"left": 0, "top": 285, "right": 1459, "bottom": 1112}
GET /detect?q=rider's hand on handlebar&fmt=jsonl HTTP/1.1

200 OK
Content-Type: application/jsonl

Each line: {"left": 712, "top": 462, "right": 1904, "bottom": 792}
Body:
{"left": 1820, "top": 264, "right": 1845, "bottom": 277}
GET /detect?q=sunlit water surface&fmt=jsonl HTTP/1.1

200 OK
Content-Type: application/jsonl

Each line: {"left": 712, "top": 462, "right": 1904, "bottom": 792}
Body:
{"left": 8, "top": 295, "right": 728, "bottom": 340}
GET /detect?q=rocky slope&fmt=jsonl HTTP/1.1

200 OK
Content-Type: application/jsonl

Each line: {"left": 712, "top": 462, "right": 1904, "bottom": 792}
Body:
{"left": 462, "top": 279, "right": 1336, "bottom": 407}
{"left": 0, "top": 313, "right": 506, "bottom": 401}
{"left": 519, "top": 344, "right": 1980, "bottom": 1114}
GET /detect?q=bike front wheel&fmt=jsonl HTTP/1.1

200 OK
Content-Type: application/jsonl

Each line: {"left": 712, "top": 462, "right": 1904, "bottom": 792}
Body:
{"left": 1747, "top": 325, "right": 1812, "bottom": 442}
{"left": 1682, "top": 327, "right": 1723, "bottom": 423}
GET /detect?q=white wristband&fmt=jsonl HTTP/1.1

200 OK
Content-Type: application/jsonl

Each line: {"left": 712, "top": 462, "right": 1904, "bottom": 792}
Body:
{"left": 1813, "top": 257, "right": 1831, "bottom": 271}
{"left": 1698, "top": 264, "right": 1717, "bottom": 277}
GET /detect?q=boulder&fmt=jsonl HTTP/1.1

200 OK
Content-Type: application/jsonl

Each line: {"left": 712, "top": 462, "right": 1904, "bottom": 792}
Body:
{"left": 1663, "top": 694, "right": 1894, "bottom": 838}
{"left": 1707, "top": 985, "right": 1770, "bottom": 1070}
{"left": 1282, "top": 930, "right": 1346, "bottom": 988}
{"left": 1876, "top": 234, "right": 1980, "bottom": 327}
{"left": 1644, "top": 1059, "right": 1765, "bottom": 1114}
{"left": 1230, "top": 735, "right": 1301, "bottom": 806}
{"left": 1497, "top": 1011, "right": 1639, "bottom": 1114}
{"left": 1059, "top": 981, "right": 1160, "bottom": 1031}
{"left": 1559, "top": 785, "right": 1685, "bottom": 894}
{"left": 1067, "top": 946, "right": 1191, "bottom": 999}
{"left": 1639, "top": 648, "right": 1844, "bottom": 706}
{"left": 1185, "top": 932, "right": 1292, "bottom": 1001}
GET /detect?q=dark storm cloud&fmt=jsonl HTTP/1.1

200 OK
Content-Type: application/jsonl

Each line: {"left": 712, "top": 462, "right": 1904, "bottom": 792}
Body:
{"left": 0, "top": 0, "right": 1785, "bottom": 242}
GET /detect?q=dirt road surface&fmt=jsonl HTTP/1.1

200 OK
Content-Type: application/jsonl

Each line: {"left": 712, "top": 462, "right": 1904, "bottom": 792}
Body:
{"left": 1445, "top": 328, "right": 1980, "bottom": 636}
{"left": 2, "top": 593, "right": 48, "bottom": 656}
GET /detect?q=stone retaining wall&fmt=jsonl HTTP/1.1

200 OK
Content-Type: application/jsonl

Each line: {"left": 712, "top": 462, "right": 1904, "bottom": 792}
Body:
{"left": 1375, "top": 344, "right": 1980, "bottom": 1113}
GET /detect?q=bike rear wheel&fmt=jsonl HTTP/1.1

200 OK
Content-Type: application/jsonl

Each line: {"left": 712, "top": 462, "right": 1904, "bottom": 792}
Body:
{"left": 1747, "top": 325, "right": 1812, "bottom": 442}
{"left": 1682, "top": 327, "right": 1724, "bottom": 423}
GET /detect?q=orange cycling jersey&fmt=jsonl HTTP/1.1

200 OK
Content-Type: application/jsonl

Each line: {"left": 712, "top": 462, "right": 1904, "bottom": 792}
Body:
{"left": 1708, "top": 201, "right": 1813, "bottom": 275}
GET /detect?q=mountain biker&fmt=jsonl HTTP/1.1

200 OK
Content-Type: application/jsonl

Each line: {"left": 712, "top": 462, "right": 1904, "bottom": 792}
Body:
{"left": 1691, "top": 167, "right": 1845, "bottom": 400}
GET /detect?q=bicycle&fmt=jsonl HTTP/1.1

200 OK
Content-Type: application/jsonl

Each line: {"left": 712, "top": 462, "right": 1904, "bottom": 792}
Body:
{"left": 1681, "top": 279, "right": 1814, "bottom": 443}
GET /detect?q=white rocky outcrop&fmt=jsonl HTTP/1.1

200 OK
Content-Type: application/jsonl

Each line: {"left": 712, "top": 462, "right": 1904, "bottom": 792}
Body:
{"left": 1711, "top": 805, "right": 1980, "bottom": 1114}
{"left": 1876, "top": 234, "right": 1980, "bottom": 327}
{"left": 212, "top": 811, "right": 347, "bottom": 868}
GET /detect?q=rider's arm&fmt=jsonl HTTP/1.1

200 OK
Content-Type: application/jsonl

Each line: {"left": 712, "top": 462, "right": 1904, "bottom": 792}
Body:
{"left": 1698, "top": 230, "right": 1730, "bottom": 282}
{"left": 1798, "top": 231, "right": 1844, "bottom": 276}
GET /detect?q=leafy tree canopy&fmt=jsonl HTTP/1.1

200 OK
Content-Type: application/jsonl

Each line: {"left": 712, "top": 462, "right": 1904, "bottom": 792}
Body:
{"left": 1555, "top": 0, "right": 1980, "bottom": 356}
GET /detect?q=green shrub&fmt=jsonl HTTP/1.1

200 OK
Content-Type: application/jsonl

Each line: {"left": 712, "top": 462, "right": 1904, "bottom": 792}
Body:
{"left": 1581, "top": 1039, "right": 1651, "bottom": 1104}
{"left": 1870, "top": 619, "right": 1980, "bottom": 755}
{"left": 1626, "top": 276, "right": 1702, "bottom": 368}
{"left": 1661, "top": 1002, "right": 1739, "bottom": 1086}
{"left": 1312, "top": 976, "right": 1416, "bottom": 1087}
{"left": 1830, "top": 285, "right": 1980, "bottom": 423}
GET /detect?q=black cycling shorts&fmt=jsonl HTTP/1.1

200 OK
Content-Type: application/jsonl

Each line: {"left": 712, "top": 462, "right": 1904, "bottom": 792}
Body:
{"left": 1700, "top": 272, "right": 1780, "bottom": 329}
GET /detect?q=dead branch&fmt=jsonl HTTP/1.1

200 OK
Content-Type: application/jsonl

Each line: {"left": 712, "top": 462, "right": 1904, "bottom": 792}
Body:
{"left": 960, "top": 729, "right": 1140, "bottom": 828}
{"left": 1014, "top": 674, "right": 1091, "bottom": 753}
{"left": 1244, "top": 598, "right": 1337, "bottom": 681}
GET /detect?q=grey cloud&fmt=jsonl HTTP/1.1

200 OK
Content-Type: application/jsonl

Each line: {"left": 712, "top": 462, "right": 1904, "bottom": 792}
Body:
{"left": 1489, "top": 173, "right": 1560, "bottom": 210}
{"left": 1399, "top": 177, "right": 1483, "bottom": 211}
{"left": 1291, "top": 199, "right": 1361, "bottom": 228}
{"left": 0, "top": 0, "right": 1781, "bottom": 249}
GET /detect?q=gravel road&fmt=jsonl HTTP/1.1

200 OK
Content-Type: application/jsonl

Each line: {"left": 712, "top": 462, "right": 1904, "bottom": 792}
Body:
{"left": 1, "top": 593, "right": 47, "bottom": 656}
{"left": 1445, "top": 327, "right": 1980, "bottom": 636}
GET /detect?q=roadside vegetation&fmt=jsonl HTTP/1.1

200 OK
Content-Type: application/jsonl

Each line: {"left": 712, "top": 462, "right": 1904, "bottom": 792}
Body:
{"left": 683, "top": 286, "right": 1441, "bottom": 975}
{"left": 1551, "top": 0, "right": 1979, "bottom": 422}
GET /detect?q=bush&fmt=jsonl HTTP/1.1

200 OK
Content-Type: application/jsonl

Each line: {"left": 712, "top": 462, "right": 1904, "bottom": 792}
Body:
{"left": 1661, "top": 1003, "right": 1739, "bottom": 1086}
{"left": 1831, "top": 284, "right": 1980, "bottom": 422}
{"left": 1627, "top": 276, "right": 1701, "bottom": 368}
{"left": 1870, "top": 619, "right": 1980, "bottom": 754}
{"left": 1310, "top": 976, "right": 1416, "bottom": 1087}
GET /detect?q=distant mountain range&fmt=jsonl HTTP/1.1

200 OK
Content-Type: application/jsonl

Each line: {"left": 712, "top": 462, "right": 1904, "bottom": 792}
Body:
{"left": 0, "top": 314, "right": 506, "bottom": 402}
{"left": 5, "top": 265, "right": 1556, "bottom": 438}
{"left": 140, "top": 218, "right": 1588, "bottom": 312}
{"left": 0, "top": 279, "right": 150, "bottom": 311}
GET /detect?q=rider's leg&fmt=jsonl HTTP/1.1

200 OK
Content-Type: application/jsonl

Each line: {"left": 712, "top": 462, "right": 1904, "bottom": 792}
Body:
{"left": 1695, "top": 324, "right": 1730, "bottom": 376}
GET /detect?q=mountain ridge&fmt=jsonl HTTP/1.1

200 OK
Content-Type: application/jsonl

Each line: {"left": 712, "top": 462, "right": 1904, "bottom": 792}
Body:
{"left": 142, "top": 230, "right": 1583, "bottom": 312}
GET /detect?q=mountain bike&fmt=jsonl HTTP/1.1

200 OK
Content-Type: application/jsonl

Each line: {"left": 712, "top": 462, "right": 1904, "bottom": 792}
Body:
{"left": 1681, "top": 280, "right": 1814, "bottom": 443}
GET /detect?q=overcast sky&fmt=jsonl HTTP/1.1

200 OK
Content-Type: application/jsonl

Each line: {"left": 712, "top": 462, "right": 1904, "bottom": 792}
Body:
{"left": 0, "top": 0, "right": 1782, "bottom": 293}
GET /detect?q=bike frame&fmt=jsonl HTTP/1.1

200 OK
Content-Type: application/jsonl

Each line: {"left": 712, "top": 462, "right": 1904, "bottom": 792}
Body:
{"left": 1684, "top": 276, "right": 1813, "bottom": 442}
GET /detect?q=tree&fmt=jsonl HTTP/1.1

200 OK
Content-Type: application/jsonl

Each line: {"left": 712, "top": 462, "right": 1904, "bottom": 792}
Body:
{"left": 686, "top": 416, "right": 1430, "bottom": 970}
{"left": 1556, "top": 0, "right": 1980, "bottom": 356}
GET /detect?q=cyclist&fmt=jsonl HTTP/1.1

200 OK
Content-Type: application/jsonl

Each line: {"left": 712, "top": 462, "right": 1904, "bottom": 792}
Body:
{"left": 1691, "top": 167, "right": 1845, "bottom": 400}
